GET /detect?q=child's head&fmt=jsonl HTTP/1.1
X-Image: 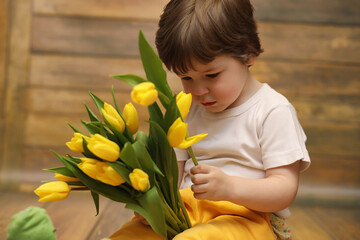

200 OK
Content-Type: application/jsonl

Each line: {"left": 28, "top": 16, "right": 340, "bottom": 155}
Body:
{"left": 156, "top": 0, "right": 263, "bottom": 75}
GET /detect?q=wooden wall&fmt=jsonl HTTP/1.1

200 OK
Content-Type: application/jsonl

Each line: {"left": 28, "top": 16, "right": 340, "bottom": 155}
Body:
{"left": 1, "top": 0, "right": 359, "bottom": 196}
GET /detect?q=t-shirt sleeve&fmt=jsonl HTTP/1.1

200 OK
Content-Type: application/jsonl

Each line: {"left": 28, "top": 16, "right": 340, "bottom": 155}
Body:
{"left": 259, "top": 105, "right": 310, "bottom": 171}
{"left": 174, "top": 148, "right": 190, "bottom": 161}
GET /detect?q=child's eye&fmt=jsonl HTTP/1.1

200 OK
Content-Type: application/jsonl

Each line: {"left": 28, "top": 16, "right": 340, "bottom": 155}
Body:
{"left": 181, "top": 76, "right": 192, "bottom": 81}
{"left": 206, "top": 73, "right": 219, "bottom": 78}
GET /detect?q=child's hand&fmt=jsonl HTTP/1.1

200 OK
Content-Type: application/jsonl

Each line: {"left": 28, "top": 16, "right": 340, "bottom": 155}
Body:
{"left": 190, "top": 164, "right": 231, "bottom": 201}
{"left": 134, "top": 212, "right": 150, "bottom": 226}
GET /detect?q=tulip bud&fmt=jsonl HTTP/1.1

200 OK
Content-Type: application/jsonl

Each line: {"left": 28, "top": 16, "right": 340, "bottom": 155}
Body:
{"left": 34, "top": 181, "right": 70, "bottom": 202}
{"left": 123, "top": 102, "right": 139, "bottom": 135}
{"left": 87, "top": 134, "right": 120, "bottom": 162}
{"left": 66, "top": 132, "right": 90, "bottom": 153}
{"left": 78, "top": 158, "right": 125, "bottom": 186}
{"left": 101, "top": 102, "right": 125, "bottom": 133}
{"left": 167, "top": 118, "right": 208, "bottom": 149}
{"left": 176, "top": 91, "right": 192, "bottom": 120}
{"left": 129, "top": 169, "right": 150, "bottom": 192}
{"left": 54, "top": 173, "right": 79, "bottom": 182}
{"left": 131, "top": 82, "right": 158, "bottom": 106}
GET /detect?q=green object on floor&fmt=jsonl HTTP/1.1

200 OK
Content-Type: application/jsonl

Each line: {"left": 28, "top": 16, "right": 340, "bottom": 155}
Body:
{"left": 7, "top": 206, "right": 56, "bottom": 240}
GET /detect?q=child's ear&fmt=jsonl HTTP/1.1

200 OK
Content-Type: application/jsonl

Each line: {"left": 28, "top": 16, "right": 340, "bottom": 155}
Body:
{"left": 247, "top": 57, "right": 256, "bottom": 67}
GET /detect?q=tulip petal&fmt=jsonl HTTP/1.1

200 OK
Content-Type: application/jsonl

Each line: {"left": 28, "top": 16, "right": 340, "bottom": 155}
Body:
{"left": 123, "top": 102, "right": 139, "bottom": 134}
{"left": 177, "top": 133, "right": 208, "bottom": 149}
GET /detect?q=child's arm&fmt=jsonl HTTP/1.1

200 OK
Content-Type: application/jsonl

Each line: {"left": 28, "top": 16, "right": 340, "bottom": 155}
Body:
{"left": 190, "top": 161, "right": 300, "bottom": 212}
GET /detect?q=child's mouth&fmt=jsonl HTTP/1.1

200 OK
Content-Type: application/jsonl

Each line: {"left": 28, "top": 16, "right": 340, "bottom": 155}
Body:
{"left": 201, "top": 101, "right": 216, "bottom": 107}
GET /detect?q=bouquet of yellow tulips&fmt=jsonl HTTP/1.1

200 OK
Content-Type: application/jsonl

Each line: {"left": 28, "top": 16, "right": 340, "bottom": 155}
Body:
{"left": 34, "top": 31, "right": 207, "bottom": 239}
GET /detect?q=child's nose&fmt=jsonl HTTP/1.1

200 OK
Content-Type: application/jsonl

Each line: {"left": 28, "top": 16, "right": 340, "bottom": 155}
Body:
{"left": 192, "top": 82, "right": 209, "bottom": 96}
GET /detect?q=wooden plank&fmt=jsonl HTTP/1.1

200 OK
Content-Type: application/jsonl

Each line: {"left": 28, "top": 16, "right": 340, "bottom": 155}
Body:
{"left": 0, "top": 0, "right": 9, "bottom": 177}
{"left": 258, "top": 22, "right": 360, "bottom": 64}
{"left": 31, "top": 16, "right": 360, "bottom": 63}
{"left": 29, "top": 54, "right": 182, "bottom": 92}
{"left": 286, "top": 205, "right": 333, "bottom": 240}
{"left": 0, "top": 0, "right": 32, "bottom": 191}
{"left": 290, "top": 96, "right": 359, "bottom": 126}
{"left": 304, "top": 124, "right": 360, "bottom": 157}
{"left": 32, "top": 0, "right": 360, "bottom": 26}
{"left": 301, "top": 154, "right": 360, "bottom": 187}
{"left": 253, "top": 60, "right": 360, "bottom": 97}
{"left": 252, "top": 0, "right": 360, "bottom": 25}
{"left": 44, "top": 192, "right": 110, "bottom": 240}
{"left": 305, "top": 205, "right": 360, "bottom": 239}
{"left": 31, "top": 15, "right": 157, "bottom": 58}
{"left": 87, "top": 201, "right": 133, "bottom": 240}
{"left": 33, "top": 0, "right": 168, "bottom": 20}
{"left": 0, "top": 192, "right": 45, "bottom": 239}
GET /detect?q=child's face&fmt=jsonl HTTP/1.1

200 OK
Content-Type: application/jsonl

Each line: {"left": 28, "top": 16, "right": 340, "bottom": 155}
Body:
{"left": 178, "top": 55, "right": 254, "bottom": 113}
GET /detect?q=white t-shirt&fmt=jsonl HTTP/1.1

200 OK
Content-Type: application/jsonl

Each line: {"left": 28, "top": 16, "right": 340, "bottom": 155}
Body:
{"left": 175, "top": 83, "right": 311, "bottom": 218}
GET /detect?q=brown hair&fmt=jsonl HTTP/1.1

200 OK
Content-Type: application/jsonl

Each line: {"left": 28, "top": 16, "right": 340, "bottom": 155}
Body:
{"left": 156, "top": 0, "right": 263, "bottom": 74}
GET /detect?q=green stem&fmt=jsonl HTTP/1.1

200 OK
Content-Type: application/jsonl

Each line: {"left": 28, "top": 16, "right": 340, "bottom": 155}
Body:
{"left": 188, "top": 146, "right": 198, "bottom": 166}
{"left": 177, "top": 190, "right": 192, "bottom": 228}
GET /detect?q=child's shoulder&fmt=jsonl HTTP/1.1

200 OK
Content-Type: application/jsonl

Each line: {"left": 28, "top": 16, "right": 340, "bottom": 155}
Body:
{"left": 255, "top": 83, "right": 294, "bottom": 113}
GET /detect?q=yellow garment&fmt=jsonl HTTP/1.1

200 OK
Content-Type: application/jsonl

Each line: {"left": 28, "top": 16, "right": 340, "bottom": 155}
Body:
{"left": 109, "top": 188, "right": 276, "bottom": 240}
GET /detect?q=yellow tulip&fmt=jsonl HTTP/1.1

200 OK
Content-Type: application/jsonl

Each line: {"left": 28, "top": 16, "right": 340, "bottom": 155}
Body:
{"left": 101, "top": 102, "right": 125, "bottom": 133}
{"left": 176, "top": 91, "right": 192, "bottom": 120}
{"left": 129, "top": 169, "right": 150, "bottom": 192}
{"left": 34, "top": 181, "right": 70, "bottom": 202}
{"left": 167, "top": 118, "right": 208, "bottom": 149}
{"left": 54, "top": 173, "right": 79, "bottom": 182}
{"left": 66, "top": 132, "right": 90, "bottom": 153}
{"left": 131, "top": 82, "right": 158, "bottom": 106}
{"left": 78, "top": 158, "right": 125, "bottom": 186}
{"left": 87, "top": 134, "right": 120, "bottom": 162}
{"left": 123, "top": 102, "right": 139, "bottom": 134}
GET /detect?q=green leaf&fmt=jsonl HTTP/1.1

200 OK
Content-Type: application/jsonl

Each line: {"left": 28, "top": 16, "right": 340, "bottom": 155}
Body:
{"left": 138, "top": 31, "right": 172, "bottom": 101}
{"left": 67, "top": 123, "right": 84, "bottom": 134}
{"left": 164, "top": 96, "right": 179, "bottom": 132}
{"left": 91, "top": 191, "right": 100, "bottom": 216}
{"left": 89, "top": 91, "right": 105, "bottom": 114}
{"left": 135, "top": 131, "right": 148, "bottom": 145}
{"left": 120, "top": 142, "right": 141, "bottom": 170}
{"left": 85, "top": 104, "right": 100, "bottom": 122}
{"left": 148, "top": 120, "right": 179, "bottom": 210}
{"left": 126, "top": 187, "right": 167, "bottom": 238}
{"left": 107, "top": 161, "right": 131, "bottom": 184}
{"left": 81, "top": 120, "right": 101, "bottom": 135}
{"left": 147, "top": 103, "right": 164, "bottom": 128}
{"left": 110, "top": 74, "right": 146, "bottom": 86}
{"left": 44, "top": 166, "right": 76, "bottom": 178}
{"left": 133, "top": 141, "right": 163, "bottom": 179}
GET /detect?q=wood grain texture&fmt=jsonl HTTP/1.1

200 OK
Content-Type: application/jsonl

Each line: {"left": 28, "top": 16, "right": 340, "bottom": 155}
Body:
{"left": 258, "top": 23, "right": 360, "bottom": 64}
{"left": 0, "top": 0, "right": 32, "bottom": 190}
{"left": 252, "top": 0, "right": 360, "bottom": 25}
{"left": 32, "top": 0, "right": 360, "bottom": 25}
{"left": 31, "top": 15, "right": 157, "bottom": 57}
{"left": 29, "top": 54, "right": 182, "bottom": 92}
{"left": 0, "top": 0, "right": 9, "bottom": 177}
{"left": 31, "top": 15, "right": 360, "bottom": 64}
{"left": 33, "top": 0, "right": 168, "bottom": 20}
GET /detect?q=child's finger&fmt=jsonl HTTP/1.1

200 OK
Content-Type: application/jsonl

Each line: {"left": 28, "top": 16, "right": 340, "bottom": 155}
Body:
{"left": 191, "top": 173, "right": 208, "bottom": 184}
{"left": 190, "top": 164, "right": 210, "bottom": 174}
